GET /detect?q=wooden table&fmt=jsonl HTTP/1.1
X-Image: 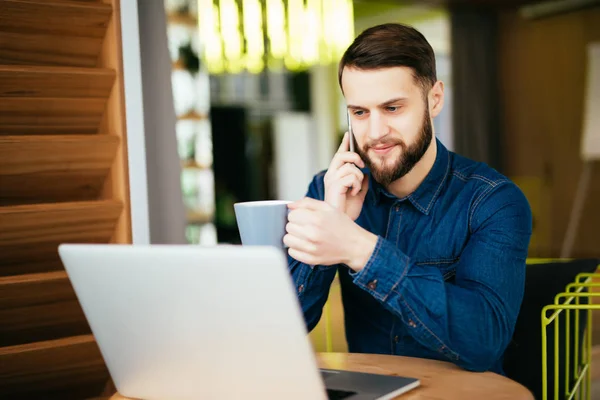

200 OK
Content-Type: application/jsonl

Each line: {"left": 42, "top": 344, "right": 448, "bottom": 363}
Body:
{"left": 110, "top": 352, "right": 533, "bottom": 400}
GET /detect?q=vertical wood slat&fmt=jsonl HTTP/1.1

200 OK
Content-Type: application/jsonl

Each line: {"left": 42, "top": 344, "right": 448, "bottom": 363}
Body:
{"left": 98, "top": 0, "right": 132, "bottom": 244}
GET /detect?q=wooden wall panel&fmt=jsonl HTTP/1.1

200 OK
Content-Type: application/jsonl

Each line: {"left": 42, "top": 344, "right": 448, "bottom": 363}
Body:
{"left": 0, "top": 0, "right": 131, "bottom": 397}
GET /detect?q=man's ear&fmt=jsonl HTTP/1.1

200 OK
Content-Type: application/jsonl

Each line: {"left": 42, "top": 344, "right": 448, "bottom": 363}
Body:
{"left": 428, "top": 81, "right": 444, "bottom": 118}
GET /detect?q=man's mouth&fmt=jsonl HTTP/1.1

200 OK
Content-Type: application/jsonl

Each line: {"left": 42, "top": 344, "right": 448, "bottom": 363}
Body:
{"left": 370, "top": 144, "right": 397, "bottom": 155}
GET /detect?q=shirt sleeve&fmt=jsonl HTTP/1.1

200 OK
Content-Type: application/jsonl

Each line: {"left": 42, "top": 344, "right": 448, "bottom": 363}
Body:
{"left": 288, "top": 172, "right": 339, "bottom": 332}
{"left": 351, "top": 181, "right": 532, "bottom": 372}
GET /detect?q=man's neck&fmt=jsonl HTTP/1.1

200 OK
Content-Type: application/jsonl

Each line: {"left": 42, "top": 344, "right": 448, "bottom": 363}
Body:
{"left": 386, "top": 136, "right": 437, "bottom": 199}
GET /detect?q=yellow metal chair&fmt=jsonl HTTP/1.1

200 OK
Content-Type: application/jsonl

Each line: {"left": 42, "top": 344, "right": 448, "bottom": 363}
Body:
{"left": 542, "top": 266, "right": 600, "bottom": 400}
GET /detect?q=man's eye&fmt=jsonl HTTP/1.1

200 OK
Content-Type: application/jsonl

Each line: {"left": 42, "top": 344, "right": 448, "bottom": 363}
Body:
{"left": 353, "top": 110, "right": 365, "bottom": 116}
{"left": 386, "top": 106, "right": 399, "bottom": 112}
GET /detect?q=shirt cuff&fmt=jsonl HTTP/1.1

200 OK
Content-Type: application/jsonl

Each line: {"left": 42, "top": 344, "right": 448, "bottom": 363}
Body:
{"left": 351, "top": 236, "right": 411, "bottom": 302}
{"left": 294, "top": 263, "right": 334, "bottom": 292}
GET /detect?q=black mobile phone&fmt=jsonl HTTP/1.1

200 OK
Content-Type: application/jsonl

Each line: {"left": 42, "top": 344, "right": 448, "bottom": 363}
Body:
{"left": 347, "top": 110, "right": 355, "bottom": 153}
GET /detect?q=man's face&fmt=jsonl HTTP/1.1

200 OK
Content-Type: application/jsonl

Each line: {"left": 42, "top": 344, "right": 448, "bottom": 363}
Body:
{"left": 341, "top": 66, "right": 436, "bottom": 186}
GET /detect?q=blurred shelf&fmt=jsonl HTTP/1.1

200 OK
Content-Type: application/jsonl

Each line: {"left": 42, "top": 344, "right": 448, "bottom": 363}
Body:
{"left": 186, "top": 210, "right": 213, "bottom": 224}
{"left": 177, "top": 111, "right": 208, "bottom": 121}
{"left": 167, "top": 13, "right": 198, "bottom": 27}
{"left": 180, "top": 160, "right": 211, "bottom": 170}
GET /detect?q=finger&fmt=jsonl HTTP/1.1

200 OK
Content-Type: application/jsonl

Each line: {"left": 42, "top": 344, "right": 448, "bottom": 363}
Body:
{"left": 334, "top": 164, "right": 364, "bottom": 196}
{"left": 287, "top": 209, "right": 318, "bottom": 225}
{"left": 283, "top": 233, "right": 317, "bottom": 254}
{"left": 336, "top": 132, "right": 349, "bottom": 153}
{"left": 336, "top": 174, "right": 361, "bottom": 195}
{"left": 334, "top": 163, "right": 364, "bottom": 185}
{"left": 288, "top": 197, "right": 331, "bottom": 212}
{"left": 329, "top": 174, "right": 361, "bottom": 198}
{"left": 288, "top": 247, "right": 317, "bottom": 266}
{"left": 286, "top": 222, "right": 319, "bottom": 242}
{"left": 358, "top": 174, "right": 370, "bottom": 196}
{"left": 351, "top": 172, "right": 369, "bottom": 196}
{"left": 351, "top": 174, "right": 368, "bottom": 196}
{"left": 329, "top": 151, "right": 365, "bottom": 171}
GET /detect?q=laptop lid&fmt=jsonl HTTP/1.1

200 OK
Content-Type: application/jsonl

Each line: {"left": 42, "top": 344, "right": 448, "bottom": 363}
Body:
{"left": 58, "top": 244, "right": 327, "bottom": 400}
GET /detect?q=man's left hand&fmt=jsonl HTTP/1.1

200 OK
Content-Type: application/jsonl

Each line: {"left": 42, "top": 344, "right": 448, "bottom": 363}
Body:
{"left": 284, "top": 197, "right": 378, "bottom": 272}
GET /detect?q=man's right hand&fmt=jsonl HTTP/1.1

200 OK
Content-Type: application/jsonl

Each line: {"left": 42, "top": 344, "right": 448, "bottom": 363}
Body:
{"left": 323, "top": 132, "right": 369, "bottom": 221}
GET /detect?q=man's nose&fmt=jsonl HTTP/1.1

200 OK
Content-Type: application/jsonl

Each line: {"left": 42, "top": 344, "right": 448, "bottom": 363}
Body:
{"left": 368, "top": 113, "right": 390, "bottom": 142}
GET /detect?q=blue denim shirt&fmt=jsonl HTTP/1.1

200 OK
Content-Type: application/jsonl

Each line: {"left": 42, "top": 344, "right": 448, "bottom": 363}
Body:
{"left": 288, "top": 138, "right": 532, "bottom": 374}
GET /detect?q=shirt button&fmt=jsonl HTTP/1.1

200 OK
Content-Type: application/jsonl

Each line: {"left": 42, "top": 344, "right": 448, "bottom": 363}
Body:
{"left": 408, "top": 320, "right": 417, "bottom": 328}
{"left": 367, "top": 280, "right": 377, "bottom": 290}
{"left": 298, "top": 284, "right": 304, "bottom": 293}
{"left": 394, "top": 335, "right": 399, "bottom": 343}
{"left": 395, "top": 205, "right": 400, "bottom": 212}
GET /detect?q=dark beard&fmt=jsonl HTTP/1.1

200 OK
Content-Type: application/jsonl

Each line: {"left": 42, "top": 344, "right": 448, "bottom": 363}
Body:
{"left": 356, "top": 105, "right": 433, "bottom": 187}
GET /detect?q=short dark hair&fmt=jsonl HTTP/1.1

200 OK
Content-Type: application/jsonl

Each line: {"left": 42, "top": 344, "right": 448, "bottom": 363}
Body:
{"left": 338, "top": 23, "right": 437, "bottom": 93}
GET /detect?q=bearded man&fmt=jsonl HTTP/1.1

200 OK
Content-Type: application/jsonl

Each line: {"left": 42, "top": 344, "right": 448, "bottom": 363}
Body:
{"left": 284, "top": 23, "right": 532, "bottom": 375}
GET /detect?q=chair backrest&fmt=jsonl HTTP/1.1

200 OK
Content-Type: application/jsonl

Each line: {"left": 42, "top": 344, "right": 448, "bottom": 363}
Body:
{"left": 503, "top": 258, "right": 599, "bottom": 400}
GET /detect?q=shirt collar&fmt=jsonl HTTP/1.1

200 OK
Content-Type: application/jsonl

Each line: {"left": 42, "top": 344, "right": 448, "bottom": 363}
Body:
{"left": 368, "top": 138, "right": 451, "bottom": 215}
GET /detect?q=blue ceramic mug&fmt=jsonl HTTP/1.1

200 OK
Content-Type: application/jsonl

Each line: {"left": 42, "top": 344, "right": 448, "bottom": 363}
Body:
{"left": 234, "top": 200, "right": 292, "bottom": 248}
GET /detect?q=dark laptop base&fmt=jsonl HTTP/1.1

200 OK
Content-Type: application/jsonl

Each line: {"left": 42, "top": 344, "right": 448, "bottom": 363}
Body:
{"left": 320, "top": 369, "right": 420, "bottom": 400}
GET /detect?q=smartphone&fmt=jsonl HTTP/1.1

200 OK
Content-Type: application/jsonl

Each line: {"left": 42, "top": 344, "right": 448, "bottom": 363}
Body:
{"left": 346, "top": 109, "right": 361, "bottom": 193}
{"left": 347, "top": 110, "right": 355, "bottom": 153}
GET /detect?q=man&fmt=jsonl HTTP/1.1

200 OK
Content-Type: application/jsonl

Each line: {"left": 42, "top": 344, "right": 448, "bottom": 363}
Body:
{"left": 284, "top": 23, "right": 532, "bottom": 374}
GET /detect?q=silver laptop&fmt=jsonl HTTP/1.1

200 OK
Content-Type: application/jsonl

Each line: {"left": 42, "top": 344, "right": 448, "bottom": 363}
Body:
{"left": 58, "top": 244, "right": 420, "bottom": 400}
